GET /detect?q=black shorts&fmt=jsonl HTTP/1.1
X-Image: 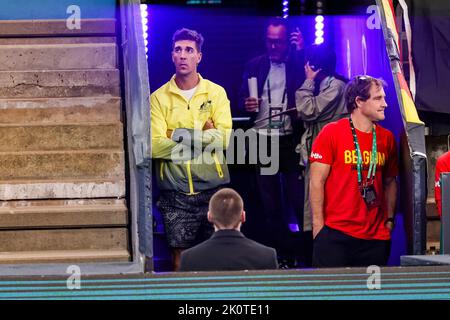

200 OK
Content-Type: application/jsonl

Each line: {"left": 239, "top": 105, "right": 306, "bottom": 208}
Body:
{"left": 312, "top": 225, "right": 391, "bottom": 268}
{"left": 157, "top": 188, "right": 220, "bottom": 249}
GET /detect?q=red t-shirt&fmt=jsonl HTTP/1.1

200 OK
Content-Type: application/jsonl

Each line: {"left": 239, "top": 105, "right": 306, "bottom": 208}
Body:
{"left": 310, "top": 118, "right": 398, "bottom": 240}
{"left": 435, "top": 151, "right": 450, "bottom": 218}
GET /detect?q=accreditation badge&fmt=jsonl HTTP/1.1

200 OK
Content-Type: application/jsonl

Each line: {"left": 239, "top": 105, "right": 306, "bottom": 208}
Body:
{"left": 360, "top": 183, "right": 380, "bottom": 210}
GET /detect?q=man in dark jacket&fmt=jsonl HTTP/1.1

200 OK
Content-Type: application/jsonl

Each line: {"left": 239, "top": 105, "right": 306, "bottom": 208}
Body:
{"left": 238, "top": 17, "right": 307, "bottom": 267}
{"left": 179, "top": 188, "right": 278, "bottom": 271}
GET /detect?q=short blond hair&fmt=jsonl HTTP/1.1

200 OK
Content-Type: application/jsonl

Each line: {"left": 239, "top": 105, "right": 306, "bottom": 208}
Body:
{"left": 209, "top": 188, "right": 243, "bottom": 228}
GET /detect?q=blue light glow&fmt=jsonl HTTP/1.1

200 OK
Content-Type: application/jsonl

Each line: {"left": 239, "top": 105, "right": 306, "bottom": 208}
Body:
{"left": 140, "top": 5, "right": 148, "bottom": 18}
{"left": 187, "top": 0, "right": 222, "bottom": 4}
{"left": 140, "top": 4, "right": 149, "bottom": 58}
{"left": 315, "top": 30, "right": 324, "bottom": 38}
{"left": 315, "top": 15, "right": 324, "bottom": 23}
{"left": 315, "top": 15, "right": 325, "bottom": 44}
{"left": 282, "top": 0, "right": 289, "bottom": 19}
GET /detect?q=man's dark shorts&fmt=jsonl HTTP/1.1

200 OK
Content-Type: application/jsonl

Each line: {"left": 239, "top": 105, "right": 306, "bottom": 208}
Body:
{"left": 312, "top": 225, "right": 391, "bottom": 268}
{"left": 157, "top": 188, "right": 221, "bottom": 249}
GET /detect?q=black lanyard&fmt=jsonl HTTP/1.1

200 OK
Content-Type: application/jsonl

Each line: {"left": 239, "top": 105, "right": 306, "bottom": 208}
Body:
{"left": 349, "top": 117, "right": 377, "bottom": 187}
{"left": 267, "top": 78, "right": 287, "bottom": 107}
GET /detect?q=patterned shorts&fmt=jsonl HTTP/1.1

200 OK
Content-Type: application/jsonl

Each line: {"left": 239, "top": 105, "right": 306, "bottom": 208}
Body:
{"left": 156, "top": 188, "right": 221, "bottom": 248}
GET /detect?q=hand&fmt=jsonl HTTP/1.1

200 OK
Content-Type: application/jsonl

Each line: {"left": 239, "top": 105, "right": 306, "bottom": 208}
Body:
{"left": 166, "top": 129, "right": 173, "bottom": 138}
{"left": 203, "top": 119, "right": 215, "bottom": 130}
{"left": 385, "top": 219, "right": 395, "bottom": 232}
{"left": 313, "top": 223, "right": 324, "bottom": 239}
{"left": 290, "top": 27, "right": 304, "bottom": 51}
{"left": 305, "top": 61, "right": 321, "bottom": 80}
{"left": 244, "top": 97, "right": 260, "bottom": 112}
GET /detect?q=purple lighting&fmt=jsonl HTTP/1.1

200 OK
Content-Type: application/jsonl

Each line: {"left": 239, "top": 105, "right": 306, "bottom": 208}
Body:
{"left": 140, "top": 4, "right": 149, "bottom": 57}
{"left": 315, "top": 15, "right": 324, "bottom": 44}
{"left": 282, "top": 0, "right": 289, "bottom": 19}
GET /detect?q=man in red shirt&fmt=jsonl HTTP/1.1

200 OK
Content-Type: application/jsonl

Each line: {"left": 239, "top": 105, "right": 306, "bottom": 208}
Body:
{"left": 435, "top": 151, "right": 450, "bottom": 218}
{"left": 309, "top": 75, "right": 398, "bottom": 267}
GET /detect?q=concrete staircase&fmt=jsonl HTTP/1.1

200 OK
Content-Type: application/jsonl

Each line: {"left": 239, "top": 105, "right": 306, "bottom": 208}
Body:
{"left": 0, "top": 19, "right": 130, "bottom": 264}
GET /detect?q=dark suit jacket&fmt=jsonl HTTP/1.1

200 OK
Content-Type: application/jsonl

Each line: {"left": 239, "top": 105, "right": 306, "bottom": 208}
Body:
{"left": 238, "top": 51, "right": 306, "bottom": 140}
{"left": 179, "top": 230, "right": 278, "bottom": 271}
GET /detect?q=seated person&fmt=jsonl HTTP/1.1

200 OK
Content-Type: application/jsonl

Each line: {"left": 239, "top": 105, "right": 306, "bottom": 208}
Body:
{"left": 179, "top": 188, "right": 278, "bottom": 271}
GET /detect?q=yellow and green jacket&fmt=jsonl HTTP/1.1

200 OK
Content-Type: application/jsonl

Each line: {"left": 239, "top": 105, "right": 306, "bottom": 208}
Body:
{"left": 151, "top": 74, "right": 232, "bottom": 194}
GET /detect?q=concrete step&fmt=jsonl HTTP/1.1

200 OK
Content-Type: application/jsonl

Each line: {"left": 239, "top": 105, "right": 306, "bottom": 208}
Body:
{"left": 0, "top": 43, "right": 117, "bottom": 71}
{"left": 0, "top": 69, "right": 120, "bottom": 98}
{"left": 0, "top": 123, "right": 123, "bottom": 152}
{"left": 0, "top": 180, "right": 125, "bottom": 200}
{"left": 0, "top": 151, "right": 124, "bottom": 181}
{"left": 0, "top": 37, "right": 116, "bottom": 45}
{"left": 0, "top": 19, "right": 116, "bottom": 36}
{"left": 0, "top": 97, "right": 121, "bottom": 124}
{"left": 0, "top": 249, "right": 130, "bottom": 264}
{"left": 0, "top": 199, "right": 128, "bottom": 229}
{"left": 0, "top": 228, "right": 128, "bottom": 252}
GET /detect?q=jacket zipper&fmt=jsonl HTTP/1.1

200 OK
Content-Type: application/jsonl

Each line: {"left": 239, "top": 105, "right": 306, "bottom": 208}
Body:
{"left": 186, "top": 160, "right": 195, "bottom": 194}
{"left": 160, "top": 162, "right": 165, "bottom": 180}
{"left": 213, "top": 153, "right": 224, "bottom": 178}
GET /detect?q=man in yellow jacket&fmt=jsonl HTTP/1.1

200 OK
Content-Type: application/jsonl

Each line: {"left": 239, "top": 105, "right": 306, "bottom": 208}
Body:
{"left": 151, "top": 28, "right": 232, "bottom": 270}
